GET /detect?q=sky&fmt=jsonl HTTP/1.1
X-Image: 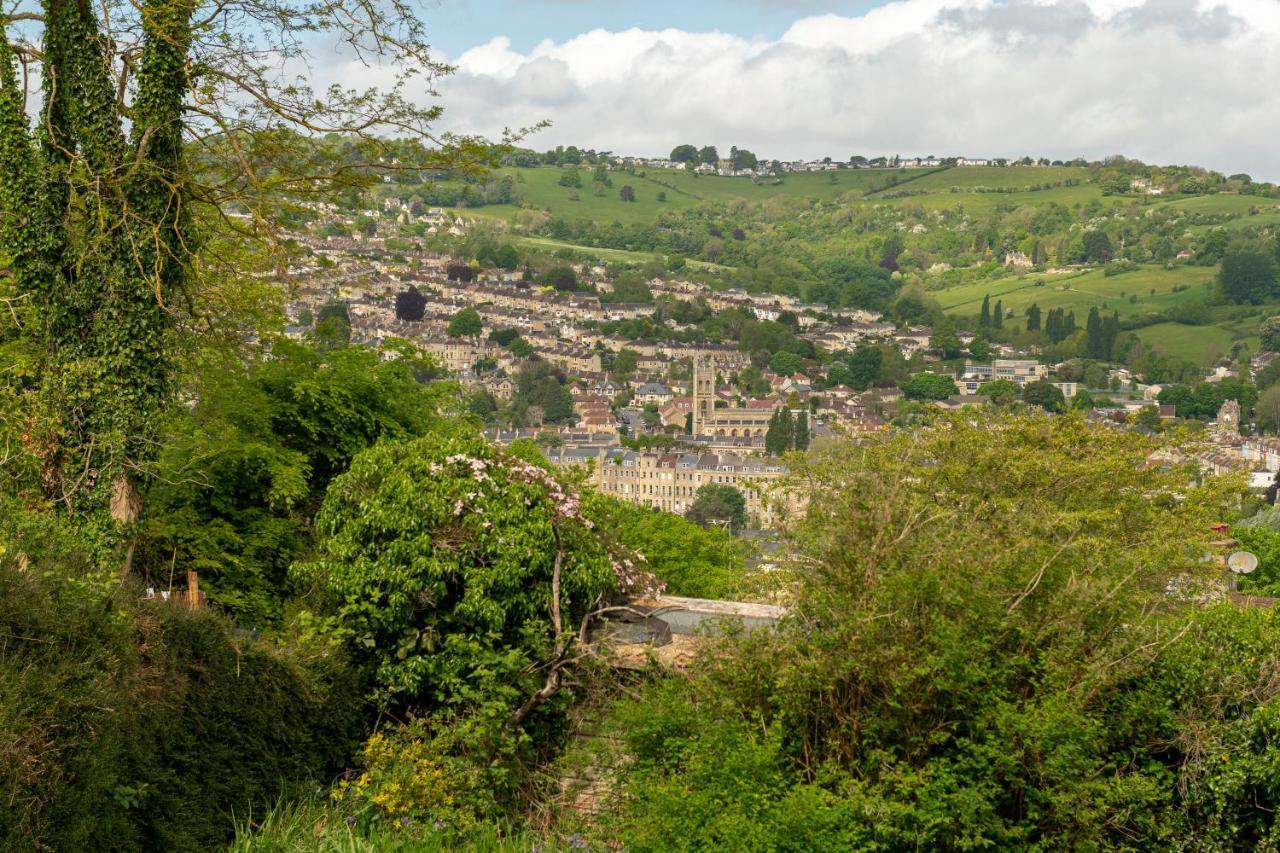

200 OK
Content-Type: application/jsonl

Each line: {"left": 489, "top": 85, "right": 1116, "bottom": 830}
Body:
{"left": 331, "top": 0, "right": 1280, "bottom": 180}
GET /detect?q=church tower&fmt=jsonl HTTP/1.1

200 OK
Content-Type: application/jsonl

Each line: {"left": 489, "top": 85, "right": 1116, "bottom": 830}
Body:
{"left": 692, "top": 358, "right": 715, "bottom": 435}
{"left": 1216, "top": 398, "right": 1241, "bottom": 435}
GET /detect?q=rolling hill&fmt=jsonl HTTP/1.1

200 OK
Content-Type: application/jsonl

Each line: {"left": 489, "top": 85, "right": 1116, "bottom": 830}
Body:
{"left": 422, "top": 162, "right": 1280, "bottom": 368}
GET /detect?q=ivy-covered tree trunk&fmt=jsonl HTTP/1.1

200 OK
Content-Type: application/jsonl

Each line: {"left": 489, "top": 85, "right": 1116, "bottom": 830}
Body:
{"left": 0, "top": 0, "right": 193, "bottom": 519}
{"left": 0, "top": 0, "right": 465, "bottom": 563}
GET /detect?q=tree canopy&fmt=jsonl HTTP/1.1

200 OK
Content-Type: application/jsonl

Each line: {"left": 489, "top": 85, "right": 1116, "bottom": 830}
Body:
{"left": 685, "top": 483, "right": 747, "bottom": 532}
{"left": 297, "top": 432, "right": 639, "bottom": 713}
{"left": 138, "top": 340, "right": 449, "bottom": 623}
{"left": 586, "top": 495, "right": 748, "bottom": 599}
{"left": 395, "top": 287, "right": 428, "bottom": 322}
{"left": 447, "top": 307, "right": 483, "bottom": 338}
{"left": 1221, "top": 252, "right": 1278, "bottom": 305}
{"left": 901, "top": 372, "right": 959, "bottom": 401}
{"left": 609, "top": 414, "right": 1260, "bottom": 850}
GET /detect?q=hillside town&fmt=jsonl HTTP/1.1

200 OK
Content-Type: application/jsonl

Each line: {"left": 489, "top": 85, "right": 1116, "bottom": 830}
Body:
{"left": 279, "top": 208, "right": 1280, "bottom": 526}
{"left": 13, "top": 0, "right": 1280, "bottom": 847}
{"left": 608, "top": 153, "right": 1013, "bottom": 178}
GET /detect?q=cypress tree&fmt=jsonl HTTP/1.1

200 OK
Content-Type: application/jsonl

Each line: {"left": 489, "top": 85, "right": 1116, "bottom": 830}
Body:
{"left": 1031, "top": 239, "right": 1047, "bottom": 266}
{"left": 1026, "top": 304, "right": 1042, "bottom": 332}
{"left": 1045, "top": 309, "right": 1060, "bottom": 342}
{"left": 765, "top": 409, "right": 786, "bottom": 455}
{"left": 795, "top": 411, "right": 810, "bottom": 451}
{"left": 993, "top": 299, "right": 1004, "bottom": 329}
{"left": 1086, "top": 307, "right": 1103, "bottom": 359}
{"left": 980, "top": 294, "right": 991, "bottom": 328}
{"left": 1101, "top": 312, "right": 1120, "bottom": 361}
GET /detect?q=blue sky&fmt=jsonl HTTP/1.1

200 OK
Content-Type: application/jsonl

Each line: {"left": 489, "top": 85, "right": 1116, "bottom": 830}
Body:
{"left": 425, "top": 1, "right": 883, "bottom": 56}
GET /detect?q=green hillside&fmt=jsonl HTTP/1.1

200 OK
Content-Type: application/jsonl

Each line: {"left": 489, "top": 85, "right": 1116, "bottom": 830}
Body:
{"left": 1130, "top": 321, "right": 1254, "bottom": 364}
{"left": 466, "top": 165, "right": 932, "bottom": 226}
{"left": 928, "top": 263, "right": 1274, "bottom": 367}
{"left": 465, "top": 164, "right": 1105, "bottom": 226}
{"left": 931, "top": 266, "right": 1217, "bottom": 318}
{"left": 417, "top": 160, "right": 1280, "bottom": 370}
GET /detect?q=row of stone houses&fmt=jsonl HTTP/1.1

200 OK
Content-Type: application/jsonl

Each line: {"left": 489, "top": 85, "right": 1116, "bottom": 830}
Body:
{"left": 544, "top": 446, "right": 799, "bottom": 528}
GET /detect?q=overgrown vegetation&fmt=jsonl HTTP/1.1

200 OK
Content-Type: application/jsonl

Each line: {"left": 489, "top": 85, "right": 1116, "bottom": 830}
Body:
{"left": 0, "top": 557, "right": 362, "bottom": 851}
{"left": 5, "top": 0, "right": 1280, "bottom": 847}
{"left": 591, "top": 415, "right": 1280, "bottom": 850}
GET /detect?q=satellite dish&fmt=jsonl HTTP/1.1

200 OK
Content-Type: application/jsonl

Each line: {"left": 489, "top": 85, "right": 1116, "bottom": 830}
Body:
{"left": 1228, "top": 552, "right": 1259, "bottom": 575}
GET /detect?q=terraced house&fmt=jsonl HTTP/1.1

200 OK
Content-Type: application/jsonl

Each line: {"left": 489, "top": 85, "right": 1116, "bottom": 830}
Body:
{"left": 545, "top": 446, "right": 799, "bottom": 528}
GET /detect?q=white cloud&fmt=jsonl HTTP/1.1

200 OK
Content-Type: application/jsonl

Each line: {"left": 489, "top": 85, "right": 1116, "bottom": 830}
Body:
{"left": 385, "top": 0, "right": 1280, "bottom": 178}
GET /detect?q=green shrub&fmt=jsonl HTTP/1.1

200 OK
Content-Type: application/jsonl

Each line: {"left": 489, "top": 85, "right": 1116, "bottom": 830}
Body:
{"left": 1103, "top": 258, "right": 1138, "bottom": 277}
{"left": 0, "top": 563, "right": 363, "bottom": 851}
{"left": 608, "top": 681, "right": 874, "bottom": 852}
{"left": 332, "top": 716, "right": 512, "bottom": 837}
{"left": 296, "top": 429, "right": 622, "bottom": 712}
{"left": 584, "top": 494, "right": 748, "bottom": 599}
{"left": 595, "top": 417, "right": 1280, "bottom": 849}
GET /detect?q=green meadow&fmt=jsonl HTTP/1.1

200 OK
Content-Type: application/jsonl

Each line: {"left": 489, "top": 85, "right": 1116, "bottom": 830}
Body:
{"left": 474, "top": 165, "right": 919, "bottom": 224}
{"left": 1131, "top": 322, "right": 1255, "bottom": 363}
{"left": 471, "top": 165, "right": 1108, "bottom": 227}
{"left": 874, "top": 165, "right": 1086, "bottom": 192}
{"left": 930, "top": 263, "right": 1272, "bottom": 365}
{"left": 932, "top": 265, "right": 1218, "bottom": 319}
{"left": 510, "top": 235, "right": 728, "bottom": 270}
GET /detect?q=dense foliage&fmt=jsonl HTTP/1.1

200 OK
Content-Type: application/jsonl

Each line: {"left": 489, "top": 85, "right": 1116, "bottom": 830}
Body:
{"left": 6, "top": 9, "right": 1280, "bottom": 839}
{"left": 289, "top": 429, "right": 668, "bottom": 831}
{"left": 1221, "top": 252, "right": 1278, "bottom": 305}
{"left": 137, "top": 340, "right": 451, "bottom": 624}
{"left": 685, "top": 483, "right": 748, "bottom": 532}
{"left": 0, "top": 560, "right": 361, "bottom": 851}
{"left": 596, "top": 415, "right": 1280, "bottom": 850}
{"left": 587, "top": 494, "right": 749, "bottom": 599}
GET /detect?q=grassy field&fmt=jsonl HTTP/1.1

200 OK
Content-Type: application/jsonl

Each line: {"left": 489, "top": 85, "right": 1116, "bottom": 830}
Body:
{"left": 463, "top": 165, "right": 1279, "bottom": 235}
{"left": 510, "top": 235, "right": 728, "bottom": 270}
{"left": 929, "top": 262, "right": 1273, "bottom": 366}
{"left": 1152, "top": 194, "right": 1271, "bottom": 216}
{"left": 633, "top": 166, "right": 901, "bottom": 204}
{"left": 468, "top": 165, "right": 1107, "bottom": 227}
{"left": 878, "top": 165, "right": 1088, "bottom": 192}
{"left": 512, "top": 236, "right": 662, "bottom": 264}
{"left": 932, "top": 265, "right": 1218, "bottom": 319}
{"left": 1150, "top": 194, "right": 1280, "bottom": 234}
{"left": 483, "top": 166, "right": 917, "bottom": 224}
{"left": 1219, "top": 210, "right": 1280, "bottom": 232}
{"left": 1131, "top": 322, "right": 1257, "bottom": 363}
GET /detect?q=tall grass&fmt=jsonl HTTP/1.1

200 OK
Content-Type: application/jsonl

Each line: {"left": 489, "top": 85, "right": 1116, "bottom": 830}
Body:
{"left": 229, "top": 795, "right": 556, "bottom": 853}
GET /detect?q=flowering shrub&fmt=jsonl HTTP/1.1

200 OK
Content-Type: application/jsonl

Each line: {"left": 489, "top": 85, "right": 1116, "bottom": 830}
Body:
{"left": 334, "top": 718, "right": 490, "bottom": 836}
{"left": 296, "top": 429, "right": 652, "bottom": 714}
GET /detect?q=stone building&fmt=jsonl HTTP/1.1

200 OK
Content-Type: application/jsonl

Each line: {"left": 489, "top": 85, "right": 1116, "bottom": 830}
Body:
{"left": 546, "top": 445, "right": 800, "bottom": 528}
{"left": 690, "top": 359, "right": 774, "bottom": 438}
